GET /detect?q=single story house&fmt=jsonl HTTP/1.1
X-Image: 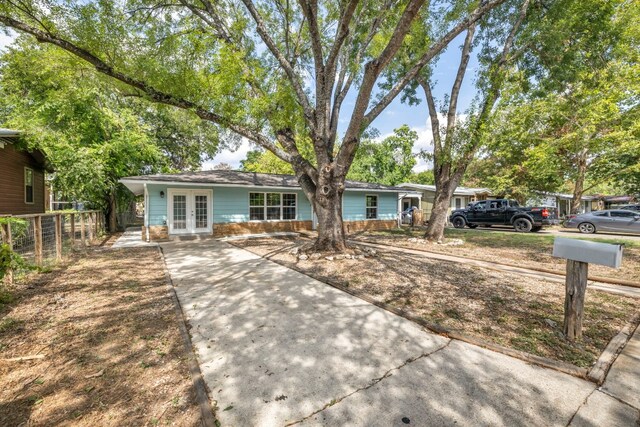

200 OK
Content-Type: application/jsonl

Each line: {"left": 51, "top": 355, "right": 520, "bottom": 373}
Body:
{"left": 526, "top": 192, "right": 597, "bottom": 217}
{"left": 397, "top": 183, "right": 493, "bottom": 218}
{"left": 0, "top": 129, "right": 52, "bottom": 215}
{"left": 120, "top": 170, "right": 420, "bottom": 241}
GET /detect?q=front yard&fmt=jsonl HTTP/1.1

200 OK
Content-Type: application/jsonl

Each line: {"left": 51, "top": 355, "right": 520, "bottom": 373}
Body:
{"left": 232, "top": 236, "right": 639, "bottom": 369}
{"left": 0, "top": 247, "right": 202, "bottom": 426}
{"left": 354, "top": 228, "right": 640, "bottom": 283}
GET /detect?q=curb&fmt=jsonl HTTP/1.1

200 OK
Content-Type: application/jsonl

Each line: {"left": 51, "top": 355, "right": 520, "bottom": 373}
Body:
{"left": 156, "top": 246, "right": 218, "bottom": 427}
{"left": 587, "top": 312, "right": 640, "bottom": 384}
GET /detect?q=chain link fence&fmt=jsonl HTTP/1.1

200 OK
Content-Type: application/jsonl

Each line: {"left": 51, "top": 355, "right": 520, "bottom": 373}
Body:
{"left": 1, "top": 211, "right": 105, "bottom": 276}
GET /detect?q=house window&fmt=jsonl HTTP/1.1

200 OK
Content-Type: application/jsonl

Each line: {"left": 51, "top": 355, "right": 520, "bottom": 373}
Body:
{"left": 249, "top": 193, "right": 265, "bottom": 220}
{"left": 249, "top": 192, "right": 297, "bottom": 221}
{"left": 366, "top": 195, "right": 378, "bottom": 219}
{"left": 24, "top": 168, "right": 34, "bottom": 204}
{"left": 455, "top": 198, "right": 462, "bottom": 209}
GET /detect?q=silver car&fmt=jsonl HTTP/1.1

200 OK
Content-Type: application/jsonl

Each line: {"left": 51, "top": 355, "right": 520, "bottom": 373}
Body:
{"left": 564, "top": 209, "right": 640, "bottom": 234}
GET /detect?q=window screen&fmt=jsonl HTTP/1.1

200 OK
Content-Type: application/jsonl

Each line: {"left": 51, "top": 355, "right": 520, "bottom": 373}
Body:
{"left": 24, "top": 168, "right": 34, "bottom": 204}
{"left": 366, "top": 195, "right": 378, "bottom": 219}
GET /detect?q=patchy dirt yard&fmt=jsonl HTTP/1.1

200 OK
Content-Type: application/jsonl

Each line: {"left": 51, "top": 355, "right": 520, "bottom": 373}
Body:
{"left": 354, "top": 228, "right": 640, "bottom": 283}
{"left": 232, "top": 237, "right": 639, "bottom": 369}
{"left": 0, "top": 247, "right": 202, "bottom": 426}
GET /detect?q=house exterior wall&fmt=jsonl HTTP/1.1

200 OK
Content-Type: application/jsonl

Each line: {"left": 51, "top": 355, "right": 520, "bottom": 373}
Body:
{"left": 343, "top": 191, "right": 397, "bottom": 221}
{"left": 0, "top": 143, "right": 46, "bottom": 215}
{"left": 143, "top": 184, "right": 399, "bottom": 240}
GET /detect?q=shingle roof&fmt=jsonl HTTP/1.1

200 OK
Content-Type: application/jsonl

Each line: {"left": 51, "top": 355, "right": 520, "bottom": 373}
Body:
{"left": 121, "top": 170, "right": 409, "bottom": 192}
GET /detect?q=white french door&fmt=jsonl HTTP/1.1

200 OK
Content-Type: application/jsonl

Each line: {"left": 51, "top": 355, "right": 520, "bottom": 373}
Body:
{"left": 168, "top": 189, "right": 212, "bottom": 234}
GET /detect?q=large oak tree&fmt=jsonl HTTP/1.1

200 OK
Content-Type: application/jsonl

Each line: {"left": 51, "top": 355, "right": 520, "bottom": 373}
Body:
{"left": 0, "top": 0, "right": 507, "bottom": 251}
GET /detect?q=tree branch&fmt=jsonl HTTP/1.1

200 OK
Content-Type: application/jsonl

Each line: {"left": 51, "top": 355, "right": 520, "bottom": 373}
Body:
{"left": 444, "top": 24, "right": 476, "bottom": 152}
{"left": 417, "top": 77, "right": 442, "bottom": 154}
{"left": 240, "top": 0, "right": 316, "bottom": 129}
{"left": 336, "top": 0, "right": 427, "bottom": 178}
{"left": 362, "top": 0, "right": 508, "bottom": 128}
{"left": 0, "top": 14, "right": 296, "bottom": 164}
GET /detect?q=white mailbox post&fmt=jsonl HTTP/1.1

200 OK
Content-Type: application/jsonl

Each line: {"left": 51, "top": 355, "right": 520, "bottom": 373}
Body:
{"left": 552, "top": 238, "right": 624, "bottom": 341}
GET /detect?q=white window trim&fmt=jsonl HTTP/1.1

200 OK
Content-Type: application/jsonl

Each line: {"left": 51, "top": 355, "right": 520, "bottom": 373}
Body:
{"left": 24, "top": 167, "right": 34, "bottom": 205}
{"left": 248, "top": 192, "right": 298, "bottom": 222}
{"left": 365, "top": 194, "right": 378, "bottom": 220}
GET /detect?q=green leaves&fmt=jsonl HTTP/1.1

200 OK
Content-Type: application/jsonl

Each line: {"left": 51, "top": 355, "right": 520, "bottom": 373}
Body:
{"left": 0, "top": 38, "right": 223, "bottom": 209}
{"left": 347, "top": 125, "right": 418, "bottom": 185}
{"left": 474, "top": 0, "right": 640, "bottom": 199}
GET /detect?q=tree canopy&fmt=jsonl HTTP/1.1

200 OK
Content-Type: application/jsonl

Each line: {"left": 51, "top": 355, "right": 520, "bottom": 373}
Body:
{"left": 0, "top": 38, "right": 224, "bottom": 228}
{"left": 0, "top": 0, "right": 508, "bottom": 251}
{"left": 470, "top": 0, "right": 640, "bottom": 206}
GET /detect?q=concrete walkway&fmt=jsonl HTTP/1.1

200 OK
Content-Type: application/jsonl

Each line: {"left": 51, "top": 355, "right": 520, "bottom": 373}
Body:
{"left": 157, "top": 239, "right": 640, "bottom": 426}
{"left": 111, "top": 227, "right": 158, "bottom": 248}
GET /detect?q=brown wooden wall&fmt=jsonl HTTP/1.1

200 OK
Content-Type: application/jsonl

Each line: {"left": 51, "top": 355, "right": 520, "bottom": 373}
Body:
{"left": 0, "top": 143, "right": 46, "bottom": 215}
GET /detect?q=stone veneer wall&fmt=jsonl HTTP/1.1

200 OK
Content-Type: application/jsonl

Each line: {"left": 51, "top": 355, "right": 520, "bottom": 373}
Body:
{"left": 212, "top": 221, "right": 313, "bottom": 237}
{"left": 343, "top": 219, "right": 397, "bottom": 234}
{"left": 143, "top": 219, "right": 397, "bottom": 240}
{"left": 141, "top": 225, "right": 169, "bottom": 241}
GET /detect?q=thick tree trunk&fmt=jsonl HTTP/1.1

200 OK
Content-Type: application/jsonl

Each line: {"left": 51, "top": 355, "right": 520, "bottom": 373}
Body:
{"left": 108, "top": 191, "right": 117, "bottom": 233}
{"left": 424, "top": 181, "right": 456, "bottom": 242}
{"left": 313, "top": 191, "right": 347, "bottom": 252}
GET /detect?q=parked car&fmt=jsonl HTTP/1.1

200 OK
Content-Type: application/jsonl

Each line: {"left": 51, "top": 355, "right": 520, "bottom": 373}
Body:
{"left": 620, "top": 204, "right": 640, "bottom": 212}
{"left": 449, "top": 199, "right": 559, "bottom": 232}
{"left": 564, "top": 209, "right": 640, "bottom": 234}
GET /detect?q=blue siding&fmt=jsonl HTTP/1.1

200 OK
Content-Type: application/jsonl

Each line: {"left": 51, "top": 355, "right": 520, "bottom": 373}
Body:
{"left": 214, "top": 188, "right": 312, "bottom": 223}
{"left": 146, "top": 184, "right": 312, "bottom": 226}
{"left": 343, "top": 191, "right": 398, "bottom": 221}
{"left": 147, "top": 184, "right": 168, "bottom": 226}
{"left": 146, "top": 183, "right": 397, "bottom": 227}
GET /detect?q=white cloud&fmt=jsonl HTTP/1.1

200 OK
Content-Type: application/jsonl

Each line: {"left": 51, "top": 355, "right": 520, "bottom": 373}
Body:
{"left": 201, "top": 138, "right": 253, "bottom": 170}
{"left": 0, "top": 30, "right": 16, "bottom": 51}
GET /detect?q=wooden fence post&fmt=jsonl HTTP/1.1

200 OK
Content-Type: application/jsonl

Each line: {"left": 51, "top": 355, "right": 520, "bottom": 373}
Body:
{"left": 34, "top": 215, "right": 43, "bottom": 266}
{"left": 70, "top": 213, "right": 76, "bottom": 245}
{"left": 1, "top": 219, "right": 14, "bottom": 285}
{"left": 563, "top": 260, "right": 588, "bottom": 342}
{"left": 55, "top": 214, "right": 63, "bottom": 262}
{"left": 80, "top": 213, "right": 86, "bottom": 246}
{"left": 93, "top": 211, "right": 99, "bottom": 237}
{"left": 88, "top": 212, "right": 94, "bottom": 242}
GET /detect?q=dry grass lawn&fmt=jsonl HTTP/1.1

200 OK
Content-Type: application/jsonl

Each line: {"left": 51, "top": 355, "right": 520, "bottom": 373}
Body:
{"left": 0, "top": 247, "right": 202, "bottom": 427}
{"left": 232, "top": 236, "right": 639, "bottom": 369}
{"left": 356, "top": 228, "right": 640, "bottom": 283}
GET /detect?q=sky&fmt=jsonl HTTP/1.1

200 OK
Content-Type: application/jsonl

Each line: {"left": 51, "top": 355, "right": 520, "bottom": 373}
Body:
{"left": 0, "top": 28, "right": 479, "bottom": 173}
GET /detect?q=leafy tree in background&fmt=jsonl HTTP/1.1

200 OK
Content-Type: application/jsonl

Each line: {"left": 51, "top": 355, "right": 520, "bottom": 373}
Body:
{"left": 0, "top": 39, "right": 223, "bottom": 230}
{"left": 347, "top": 125, "right": 417, "bottom": 185}
{"left": 241, "top": 149, "right": 295, "bottom": 175}
{"left": 242, "top": 125, "right": 418, "bottom": 186}
{"left": 409, "top": 170, "right": 436, "bottom": 185}
{"left": 472, "top": 0, "right": 640, "bottom": 210}
{"left": 0, "top": 0, "right": 508, "bottom": 251}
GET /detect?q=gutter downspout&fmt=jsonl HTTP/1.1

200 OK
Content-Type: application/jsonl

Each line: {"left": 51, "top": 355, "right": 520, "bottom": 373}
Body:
{"left": 144, "top": 183, "right": 150, "bottom": 242}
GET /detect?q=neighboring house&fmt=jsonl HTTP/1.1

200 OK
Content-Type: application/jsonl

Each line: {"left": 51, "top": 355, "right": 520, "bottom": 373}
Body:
{"left": 527, "top": 192, "right": 598, "bottom": 217}
{"left": 120, "top": 170, "right": 419, "bottom": 241}
{"left": 0, "top": 129, "right": 51, "bottom": 215}
{"left": 397, "top": 183, "right": 493, "bottom": 218}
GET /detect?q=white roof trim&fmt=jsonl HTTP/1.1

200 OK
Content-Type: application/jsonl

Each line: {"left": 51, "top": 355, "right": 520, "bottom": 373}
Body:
{"left": 119, "top": 178, "right": 405, "bottom": 196}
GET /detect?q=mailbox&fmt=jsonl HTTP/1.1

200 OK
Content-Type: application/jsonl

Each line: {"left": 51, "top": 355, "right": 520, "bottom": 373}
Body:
{"left": 552, "top": 237, "right": 624, "bottom": 269}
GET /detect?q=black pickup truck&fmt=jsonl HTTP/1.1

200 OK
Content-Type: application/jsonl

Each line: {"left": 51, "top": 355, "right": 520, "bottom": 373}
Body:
{"left": 449, "top": 199, "right": 559, "bottom": 232}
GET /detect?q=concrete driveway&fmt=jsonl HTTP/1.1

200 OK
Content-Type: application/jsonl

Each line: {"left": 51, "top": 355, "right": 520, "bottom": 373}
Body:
{"left": 160, "top": 239, "right": 637, "bottom": 426}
